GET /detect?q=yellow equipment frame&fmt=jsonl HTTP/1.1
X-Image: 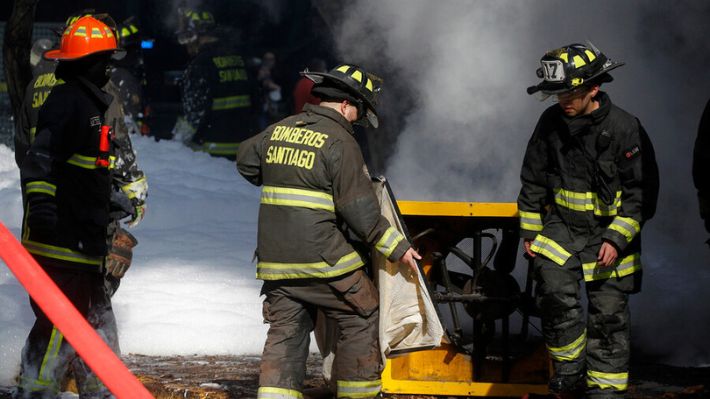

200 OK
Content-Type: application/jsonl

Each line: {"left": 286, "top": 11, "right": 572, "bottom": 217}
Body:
{"left": 381, "top": 201, "right": 549, "bottom": 397}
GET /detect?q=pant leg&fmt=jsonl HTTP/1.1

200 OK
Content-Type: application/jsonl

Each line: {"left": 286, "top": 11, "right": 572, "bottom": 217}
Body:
{"left": 585, "top": 270, "right": 635, "bottom": 399}
{"left": 257, "top": 282, "right": 315, "bottom": 399}
{"left": 16, "top": 268, "right": 92, "bottom": 399}
{"left": 73, "top": 274, "right": 120, "bottom": 399}
{"left": 321, "top": 270, "right": 381, "bottom": 399}
{"left": 535, "top": 254, "right": 587, "bottom": 377}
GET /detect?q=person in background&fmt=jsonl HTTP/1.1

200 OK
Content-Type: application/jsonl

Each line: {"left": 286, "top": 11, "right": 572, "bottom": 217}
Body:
{"left": 174, "top": 7, "right": 258, "bottom": 159}
{"left": 256, "top": 51, "right": 287, "bottom": 130}
{"left": 519, "top": 42, "right": 659, "bottom": 399}
{"left": 292, "top": 57, "right": 326, "bottom": 114}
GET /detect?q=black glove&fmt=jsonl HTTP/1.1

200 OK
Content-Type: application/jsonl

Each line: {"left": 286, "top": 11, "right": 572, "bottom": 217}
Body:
{"left": 26, "top": 194, "right": 58, "bottom": 240}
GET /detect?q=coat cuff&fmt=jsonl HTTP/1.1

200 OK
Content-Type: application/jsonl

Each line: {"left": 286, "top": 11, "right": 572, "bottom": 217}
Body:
{"left": 602, "top": 216, "right": 640, "bottom": 252}
{"left": 375, "top": 226, "right": 410, "bottom": 262}
{"left": 519, "top": 210, "right": 543, "bottom": 240}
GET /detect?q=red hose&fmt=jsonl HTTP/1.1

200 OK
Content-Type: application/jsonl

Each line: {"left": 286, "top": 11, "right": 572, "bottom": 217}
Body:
{"left": 0, "top": 223, "right": 153, "bottom": 398}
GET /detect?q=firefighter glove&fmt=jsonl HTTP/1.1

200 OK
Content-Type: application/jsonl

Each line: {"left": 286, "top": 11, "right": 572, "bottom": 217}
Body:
{"left": 127, "top": 201, "right": 146, "bottom": 228}
{"left": 105, "top": 227, "right": 138, "bottom": 278}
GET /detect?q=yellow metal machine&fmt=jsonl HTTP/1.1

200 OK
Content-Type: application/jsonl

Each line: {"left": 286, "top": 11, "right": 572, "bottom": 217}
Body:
{"left": 382, "top": 200, "right": 549, "bottom": 397}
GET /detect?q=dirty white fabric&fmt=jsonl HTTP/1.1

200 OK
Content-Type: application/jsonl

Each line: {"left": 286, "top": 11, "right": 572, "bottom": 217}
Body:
{"left": 372, "top": 179, "right": 443, "bottom": 358}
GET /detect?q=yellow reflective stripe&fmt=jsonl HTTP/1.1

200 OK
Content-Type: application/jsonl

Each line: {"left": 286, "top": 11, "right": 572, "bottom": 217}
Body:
{"left": 38, "top": 327, "right": 64, "bottom": 384}
{"left": 26, "top": 181, "right": 56, "bottom": 196}
{"left": 547, "top": 329, "right": 586, "bottom": 361}
{"left": 530, "top": 235, "right": 571, "bottom": 266}
{"left": 261, "top": 186, "right": 334, "bottom": 212}
{"left": 212, "top": 95, "right": 251, "bottom": 110}
{"left": 375, "top": 226, "right": 405, "bottom": 258}
{"left": 257, "top": 251, "right": 364, "bottom": 280}
{"left": 573, "top": 55, "right": 586, "bottom": 67}
{"left": 22, "top": 239, "right": 104, "bottom": 266}
{"left": 336, "top": 65, "right": 350, "bottom": 73}
{"left": 519, "top": 210, "right": 543, "bottom": 231}
{"left": 30, "top": 127, "right": 37, "bottom": 142}
{"left": 593, "top": 191, "right": 622, "bottom": 216}
{"left": 120, "top": 176, "right": 148, "bottom": 200}
{"left": 365, "top": 78, "right": 373, "bottom": 92}
{"left": 67, "top": 154, "right": 116, "bottom": 170}
{"left": 582, "top": 253, "right": 641, "bottom": 282}
{"left": 337, "top": 380, "right": 382, "bottom": 398}
{"left": 201, "top": 142, "right": 240, "bottom": 155}
{"left": 554, "top": 188, "right": 622, "bottom": 216}
{"left": 351, "top": 70, "right": 363, "bottom": 82}
{"left": 587, "top": 370, "right": 628, "bottom": 391}
{"left": 608, "top": 216, "right": 640, "bottom": 243}
{"left": 90, "top": 27, "right": 103, "bottom": 38}
{"left": 585, "top": 50, "right": 596, "bottom": 62}
{"left": 73, "top": 26, "right": 87, "bottom": 37}
{"left": 559, "top": 53, "right": 569, "bottom": 63}
{"left": 257, "top": 387, "right": 303, "bottom": 399}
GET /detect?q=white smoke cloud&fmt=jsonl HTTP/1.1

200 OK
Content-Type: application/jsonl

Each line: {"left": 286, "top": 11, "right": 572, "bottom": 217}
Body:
{"left": 333, "top": 0, "right": 710, "bottom": 365}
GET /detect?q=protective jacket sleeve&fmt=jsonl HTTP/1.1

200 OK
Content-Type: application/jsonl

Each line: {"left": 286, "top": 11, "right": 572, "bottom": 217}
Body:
{"left": 14, "top": 86, "right": 34, "bottom": 168}
{"left": 329, "top": 138, "right": 410, "bottom": 262}
{"left": 236, "top": 130, "right": 266, "bottom": 186}
{"left": 20, "top": 92, "right": 73, "bottom": 240}
{"left": 601, "top": 119, "right": 658, "bottom": 251}
{"left": 182, "top": 62, "right": 210, "bottom": 132}
{"left": 517, "top": 117, "right": 549, "bottom": 240}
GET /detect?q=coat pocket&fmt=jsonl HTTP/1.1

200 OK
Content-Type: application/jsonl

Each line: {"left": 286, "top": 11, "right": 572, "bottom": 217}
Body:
{"left": 328, "top": 270, "right": 378, "bottom": 317}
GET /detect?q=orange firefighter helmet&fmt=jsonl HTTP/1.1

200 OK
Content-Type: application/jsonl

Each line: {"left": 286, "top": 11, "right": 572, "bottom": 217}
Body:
{"left": 45, "top": 15, "right": 123, "bottom": 61}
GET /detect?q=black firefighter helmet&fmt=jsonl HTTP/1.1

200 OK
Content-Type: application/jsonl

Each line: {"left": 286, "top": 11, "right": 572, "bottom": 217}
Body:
{"left": 527, "top": 42, "right": 624, "bottom": 96}
{"left": 176, "top": 7, "right": 216, "bottom": 45}
{"left": 302, "top": 64, "right": 382, "bottom": 128}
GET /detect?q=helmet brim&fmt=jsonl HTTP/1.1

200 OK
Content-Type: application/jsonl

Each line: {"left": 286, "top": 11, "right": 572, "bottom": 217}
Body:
{"left": 302, "top": 70, "right": 379, "bottom": 128}
{"left": 44, "top": 47, "right": 126, "bottom": 61}
{"left": 528, "top": 60, "right": 625, "bottom": 95}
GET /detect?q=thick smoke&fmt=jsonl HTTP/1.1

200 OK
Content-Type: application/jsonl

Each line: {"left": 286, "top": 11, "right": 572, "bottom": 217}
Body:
{"left": 334, "top": 0, "right": 710, "bottom": 366}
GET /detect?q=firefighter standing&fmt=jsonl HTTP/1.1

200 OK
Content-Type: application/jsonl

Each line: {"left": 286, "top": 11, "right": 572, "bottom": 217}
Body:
{"left": 16, "top": 16, "right": 135, "bottom": 399}
{"left": 236, "top": 64, "right": 420, "bottom": 399}
{"left": 175, "top": 7, "right": 258, "bottom": 159}
{"left": 519, "top": 43, "right": 659, "bottom": 399}
{"left": 693, "top": 98, "right": 710, "bottom": 235}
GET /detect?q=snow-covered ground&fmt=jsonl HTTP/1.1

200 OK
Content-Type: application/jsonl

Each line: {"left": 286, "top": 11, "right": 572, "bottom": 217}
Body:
{"left": 0, "top": 136, "right": 269, "bottom": 384}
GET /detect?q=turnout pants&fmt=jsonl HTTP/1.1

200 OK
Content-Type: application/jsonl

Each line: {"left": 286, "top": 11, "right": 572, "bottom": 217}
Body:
{"left": 258, "top": 269, "right": 382, "bottom": 399}
{"left": 16, "top": 267, "right": 120, "bottom": 399}
{"left": 534, "top": 243, "right": 638, "bottom": 399}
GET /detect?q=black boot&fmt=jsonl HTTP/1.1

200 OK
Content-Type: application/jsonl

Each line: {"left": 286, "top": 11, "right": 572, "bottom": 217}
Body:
{"left": 549, "top": 373, "right": 586, "bottom": 397}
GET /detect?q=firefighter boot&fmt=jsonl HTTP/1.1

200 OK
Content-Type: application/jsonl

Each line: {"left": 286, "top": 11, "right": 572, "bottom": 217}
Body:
{"left": 548, "top": 373, "right": 586, "bottom": 398}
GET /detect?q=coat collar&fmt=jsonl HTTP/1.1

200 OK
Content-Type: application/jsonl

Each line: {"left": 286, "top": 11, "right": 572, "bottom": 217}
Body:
{"left": 75, "top": 76, "right": 114, "bottom": 108}
{"left": 303, "top": 103, "right": 355, "bottom": 135}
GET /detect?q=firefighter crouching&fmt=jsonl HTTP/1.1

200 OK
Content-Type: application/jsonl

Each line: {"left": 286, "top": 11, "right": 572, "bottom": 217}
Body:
{"left": 15, "top": 16, "right": 138, "bottom": 399}
{"left": 236, "top": 64, "right": 421, "bottom": 399}
{"left": 519, "top": 43, "right": 659, "bottom": 398}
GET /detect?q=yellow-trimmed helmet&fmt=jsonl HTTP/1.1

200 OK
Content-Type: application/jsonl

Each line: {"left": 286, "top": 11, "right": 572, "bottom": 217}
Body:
{"left": 527, "top": 42, "right": 624, "bottom": 96}
{"left": 176, "top": 7, "right": 216, "bottom": 45}
{"left": 117, "top": 16, "right": 141, "bottom": 48}
{"left": 302, "top": 64, "right": 383, "bottom": 128}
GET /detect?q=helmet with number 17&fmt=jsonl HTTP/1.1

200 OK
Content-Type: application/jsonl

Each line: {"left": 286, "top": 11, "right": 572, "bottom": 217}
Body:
{"left": 527, "top": 42, "right": 624, "bottom": 96}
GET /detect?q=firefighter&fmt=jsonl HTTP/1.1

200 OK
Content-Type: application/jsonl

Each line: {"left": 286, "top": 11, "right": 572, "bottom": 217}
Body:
{"left": 519, "top": 43, "right": 659, "bottom": 399}
{"left": 111, "top": 16, "right": 149, "bottom": 136}
{"left": 236, "top": 64, "right": 421, "bottom": 399}
{"left": 174, "top": 7, "right": 258, "bottom": 159}
{"left": 693, "top": 98, "right": 710, "bottom": 235}
{"left": 15, "top": 16, "right": 137, "bottom": 399}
